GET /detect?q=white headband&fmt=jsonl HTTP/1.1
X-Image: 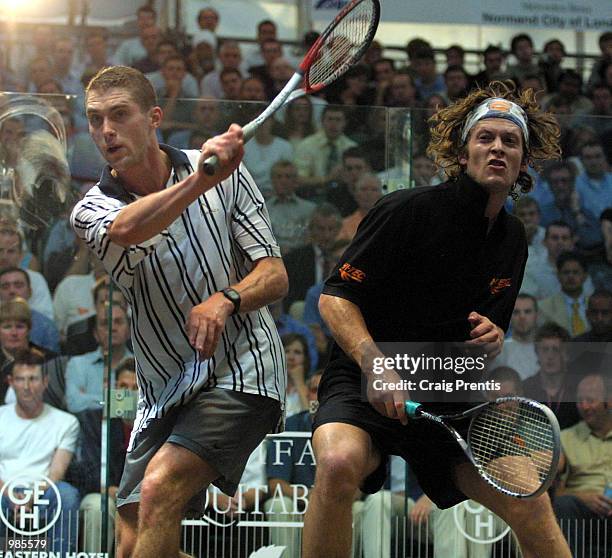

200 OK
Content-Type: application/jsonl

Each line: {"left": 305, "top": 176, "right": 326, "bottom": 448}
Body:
{"left": 461, "top": 98, "right": 529, "bottom": 146}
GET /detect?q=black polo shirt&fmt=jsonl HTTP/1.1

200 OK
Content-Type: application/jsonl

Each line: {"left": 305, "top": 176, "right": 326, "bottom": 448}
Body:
{"left": 322, "top": 173, "right": 528, "bottom": 378}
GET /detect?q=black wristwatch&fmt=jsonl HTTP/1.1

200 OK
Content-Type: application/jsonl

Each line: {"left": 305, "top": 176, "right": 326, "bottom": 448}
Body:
{"left": 221, "top": 287, "right": 241, "bottom": 315}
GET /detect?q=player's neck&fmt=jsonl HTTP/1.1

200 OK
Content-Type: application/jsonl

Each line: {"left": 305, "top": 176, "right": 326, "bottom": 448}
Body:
{"left": 114, "top": 148, "right": 172, "bottom": 195}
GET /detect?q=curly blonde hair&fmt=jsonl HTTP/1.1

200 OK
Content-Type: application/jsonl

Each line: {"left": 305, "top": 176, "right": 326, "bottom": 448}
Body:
{"left": 427, "top": 81, "right": 561, "bottom": 199}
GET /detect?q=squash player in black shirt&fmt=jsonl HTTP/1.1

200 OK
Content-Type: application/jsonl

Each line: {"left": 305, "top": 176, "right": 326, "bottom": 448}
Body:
{"left": 302, "top": 83, "right": 571, "bottom": 558}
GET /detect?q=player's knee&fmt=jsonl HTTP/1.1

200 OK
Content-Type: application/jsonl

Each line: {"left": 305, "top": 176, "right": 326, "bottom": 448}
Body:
{"left": 139, "top": 468, "right": 183, "bottom": 518}
{"left": 506, "top": 493, "right": 553, "bottom": 533}
{"left": 315, "top": 447, "right": 368, "bottom": 498}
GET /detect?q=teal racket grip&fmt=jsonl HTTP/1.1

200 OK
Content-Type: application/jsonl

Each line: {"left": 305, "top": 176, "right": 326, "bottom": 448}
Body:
{"left": 405, "top": 401, "right": 422, "bottom": 418}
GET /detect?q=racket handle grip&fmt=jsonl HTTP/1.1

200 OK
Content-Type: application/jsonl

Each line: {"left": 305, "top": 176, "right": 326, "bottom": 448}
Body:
{"left": 202, "top": 154, "right": 219, "bottom": 176}
{"left": 405, "top": 401, "right": 422, "bottom": 418}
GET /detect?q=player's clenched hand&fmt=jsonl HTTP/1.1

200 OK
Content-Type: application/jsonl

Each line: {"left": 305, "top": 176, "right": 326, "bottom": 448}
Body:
{"left": 186, "top": 292, "right": 234, "bottom": 359}
{"left": 196, "top": 124, "right": 245, "bottom": 186}
{"left": 465, "top": 311, "right": 504, "bottom": 358}
{"left": 409, "top": 494, "right": 432, "bottom": 525}
{"left": 362, "top": 353, "right": 409, "bottom": 425}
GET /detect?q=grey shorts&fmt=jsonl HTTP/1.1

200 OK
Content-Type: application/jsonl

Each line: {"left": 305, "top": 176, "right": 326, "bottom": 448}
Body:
{"left": 116, "top": 387, "right": 281, "bottom": 510}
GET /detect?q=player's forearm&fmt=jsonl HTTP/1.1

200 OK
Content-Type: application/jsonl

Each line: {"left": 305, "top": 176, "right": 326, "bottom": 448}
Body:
{"left": 232, "top": 257, "right": 288, "bottom": 313}
{"left": 108, "top": 173, "right": 209, "bottom": 247}
{"left": 319, "top": 294, "right": 381, "bottom": 372}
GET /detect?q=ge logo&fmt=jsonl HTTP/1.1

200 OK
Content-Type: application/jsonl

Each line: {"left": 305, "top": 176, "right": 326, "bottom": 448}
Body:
{"left": 453, "top": 500, "right": 511, "bottom": 544}
{"left": 0, "top": 475, "right": 61, "bottom": 536}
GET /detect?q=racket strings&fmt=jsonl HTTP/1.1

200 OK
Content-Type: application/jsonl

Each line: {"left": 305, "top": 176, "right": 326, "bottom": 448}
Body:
{"left": 308, "top": 0, "right": 377, "bottom": 88}
{"left": 468, "top": 402, "right": 555, "bottom": 496}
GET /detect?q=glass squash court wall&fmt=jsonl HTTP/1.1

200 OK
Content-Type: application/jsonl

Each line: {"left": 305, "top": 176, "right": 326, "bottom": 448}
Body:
{"left": 0, "top": 91, "right": 609, "bottom": 557}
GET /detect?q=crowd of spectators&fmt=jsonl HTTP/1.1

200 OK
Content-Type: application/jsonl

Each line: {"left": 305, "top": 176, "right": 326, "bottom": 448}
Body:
{"left": 0, "top": 4, "right": 610, "bottom": 555}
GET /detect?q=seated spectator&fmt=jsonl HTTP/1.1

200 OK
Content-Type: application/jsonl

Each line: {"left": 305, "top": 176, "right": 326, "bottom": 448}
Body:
{"left": 573, "top": 289, "right": 612, "bottom": 342}
{"left": 553, "top": 372, "right": 611, "bottom": 556}
{"left": 539, "top": 39, "right": 566, "bottom": 93}
{"left": 443, "top": 65, "right": 470, "bottom": 102}
{"left": 507, "top": 33, "right": 540, "bottom": 86}
{"left": 78, "top": 357, "right": 136, "bottom": 553}
{"left": 337, "top": 174, "right": 383, "bottom": 242}
{"left": 269, "top": 300, "right": 318, "bottom": 374}
{"left": 573, "top": 83, "right": 612, "bottom": 139}
{"left": 0, "top": 226, "right": 53, "bottom": 319}
{"left": 187, "top": 35, "right": 216, "bottom": 84}
{"left": 444, "top": 44, "right": 465, "bottom": 69}
{"left": 196, "top": 6, "right": 219, "bottom": 37}
{"left": 472, "top": 45, "right": 509, "bottom": 89}
{"left": 294, "top": 106, "right": 357, "bottom": 199}
{"left": 543, "top": 70, "right": 594, "bottom": 116}
{"left": 539, "top": 160, "right": 601, "bottom": 249}
{"left": 114, "top": 5, "right": 158, "bottom": 67}
{"left": 383, "top": 69, "right": 418, "bottom": 108}
{"left": 523, "top": 322, "right": 580, "bottom": 429}
{"left": 284, "top": 203, "right": 342, "bottom": 310}
{"left": 411, "top": 151, "right": 441, "bottom": 187}
{"left": 0, "top": 267, "right": 60, "bottom": 353}
{"left": 0, "top": 350, "right": 80, "bottom": 553}
{"left": 490, "top": 294, "right": 539, "bottom": 379}
{"left": 201, "top": 40, "right": 243, "bottom": 99}
{"left": 521, "top": 221, "right": 594, "bottom": 300}
{"left": 587, "top": 31, "right": 612, "bottom": 91}
{"left": 242, "top": 111, "right": 293, "bottom": 197}
{"left": 324, "top": 146, "right": 373, "bottom": 217}
{"left": 64, "top": 274, "right": 128, "bottom": 356}
{"left": 513, "top": 196, "right": 546, "bottom": 260}
{"left": 276, "top": 96, "right": 317, "bottom": 149}
{"left": 244, "top": 20, "right": 280, "bottom": 71}
{"left": 26, "top": 56, "right": 54, "bottom": 93}
{"left": 412, "top": 47, "right": 445, "bottom": 100}
{"left": 520, "top": 73, "right": 547, "bottom": 103}
{"left": 267, "top": 160, "right": 316, "bottom": 254}
{"left": 539, "top": 251, "right": 591, "bottom": 337}
{"left": 588, "top": 208, "right": 612, "bottom": 291}
{"left": 65, "top": 303, "right": 131, "bottom": 413}
{"left": 249, "top": 38, "right": 283, "bottom": 99}
{"left": 145, "top": 41, "right": 200, "bottom": 98}
{"left": 282, "top": 333, "right": 311, "bottom": 417}
{"left": 130, "top": 25, "right": 163, "bottom": 75}
{"left": 53, "top": 244, "right": 105, "bottom": 337}
{"left": 166, "top": 97, "right": 225, "bottom": 149}
{"left": 0, "top": 299, "right": 57, "bottom": 403}
{"left": 240, "top": 76, "right": 268, "bottom": 102}
{"left": 155, "top": 55, "right": 195, "bottom": 136}
{"left": 371, "top": 58, "right": 396, "bottom": 105}
{"left": 51, "top": 36, "right": 83, "bottom": 96}
{"left": 575, "top": 141, "right": 612, "bottom": 222}
{"left": 82, "top": 29, "right": 114, "bottom": 75}
{"left": 269, "top": 57, "right": 297, "bottom": 101}
{"left": 219, "top": 67, "right": 243, "bottom": 101}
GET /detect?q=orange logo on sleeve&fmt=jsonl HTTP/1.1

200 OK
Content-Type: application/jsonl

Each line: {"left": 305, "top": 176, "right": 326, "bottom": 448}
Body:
{"left": 339, "top": 263, "right": 366, "bottom": 283}
{"left": 489, "top": 277, "right": 512, "bottom": 295}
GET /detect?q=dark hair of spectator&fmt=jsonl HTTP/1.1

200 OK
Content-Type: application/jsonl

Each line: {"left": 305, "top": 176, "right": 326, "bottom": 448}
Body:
{"left": 558, "top": 69, "right": 582, "bottom": 87}
{"left": 544, "top": 39, "right": 566, "bottom": 56}
{"left": 541, "top": 159, "right": 577, "bottom": 184}
{"left": 406, "top": 38, "right": 431, "bottom": 60}
{"left": 483, "top": 45, "right": 504, "bottom": 58}
{"left": 598, "top": 31, "right": 612, "bottom": 48}
{"left": 510, "top": 33, "right": 534, "bottom": 54}
{"left": 86, "top": 66, "right": 157, "bottom": 113}
{"left": 544, "top": 220, "right": 572, "bottom": 237}
{"left": 535, "top": 322, "right": 570, "bottom": 344}
{"left": 444, "top": 65, "right": 469, "bottom": 79}
{"left": 600, "top": 207, "right": 612, "bottom": 222}
{"left": 116, "top": 357, "right": 136, "bottom": 378}
{"left": 342, "top": 146, "right": 370, "bottom": 165}
{"left": 556, "top": 250, "right": 587, "bottom": 272}
{"left": 11, "top": 348, "right": 47, "bottom": 375}
{"left": 0, "top": 266, "right": 30, "bottom": 288}
{"left": 137, "top": 5, "right": 156, "bottom": 18}
{"left": 427, "top": 81, "right": 561, "bottom": 198}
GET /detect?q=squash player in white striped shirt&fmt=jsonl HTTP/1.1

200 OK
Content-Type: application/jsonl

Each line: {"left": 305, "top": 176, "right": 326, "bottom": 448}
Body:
{"left": 71, "top": 65, "right": 288, "bottom": 558}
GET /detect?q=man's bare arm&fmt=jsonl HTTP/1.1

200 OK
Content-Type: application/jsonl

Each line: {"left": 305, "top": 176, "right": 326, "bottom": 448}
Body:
{"left": 109, "top": 126, "right": 244, "bottom": 247}
{"left": 47, "top": 449, "right": 74, "bottom": 483}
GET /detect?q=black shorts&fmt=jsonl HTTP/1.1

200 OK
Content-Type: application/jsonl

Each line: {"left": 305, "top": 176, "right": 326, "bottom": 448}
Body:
{"left": 312, "top": 369, "right": 471, "bottom": 509}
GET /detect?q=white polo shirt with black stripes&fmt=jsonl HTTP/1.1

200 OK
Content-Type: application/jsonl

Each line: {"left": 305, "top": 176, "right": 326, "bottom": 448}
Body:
{"left": 71, "top": 144, "right": 286, "bottom": 445}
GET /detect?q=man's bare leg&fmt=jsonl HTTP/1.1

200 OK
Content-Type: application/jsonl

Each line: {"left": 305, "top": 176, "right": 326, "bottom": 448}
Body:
{"left": 116, "top": 503, "right": 139, "bottom": 558}
{"left": 302, "top": 423, "right": 381, "bottom": 558}
{"left": 454, "top": 462, "right": 571, "bottom": 558}
{"left": 131, "top": 442, "right": 220, "bottom": 558}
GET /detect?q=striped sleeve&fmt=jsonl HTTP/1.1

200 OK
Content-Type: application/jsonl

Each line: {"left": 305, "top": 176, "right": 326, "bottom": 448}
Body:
{"left": 70, "top": 189, "right": 164, "bottom": 287}
{"left": 231, "top": 163, "right": 281, "bottom": 261}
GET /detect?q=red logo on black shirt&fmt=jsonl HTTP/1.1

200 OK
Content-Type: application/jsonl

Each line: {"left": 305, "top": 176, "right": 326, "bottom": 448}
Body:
{"left": 339, "top": 263, "right": 366, "bottom": 283}
{"left": 489, "top": 277, "right": 512, "bottom": 295}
